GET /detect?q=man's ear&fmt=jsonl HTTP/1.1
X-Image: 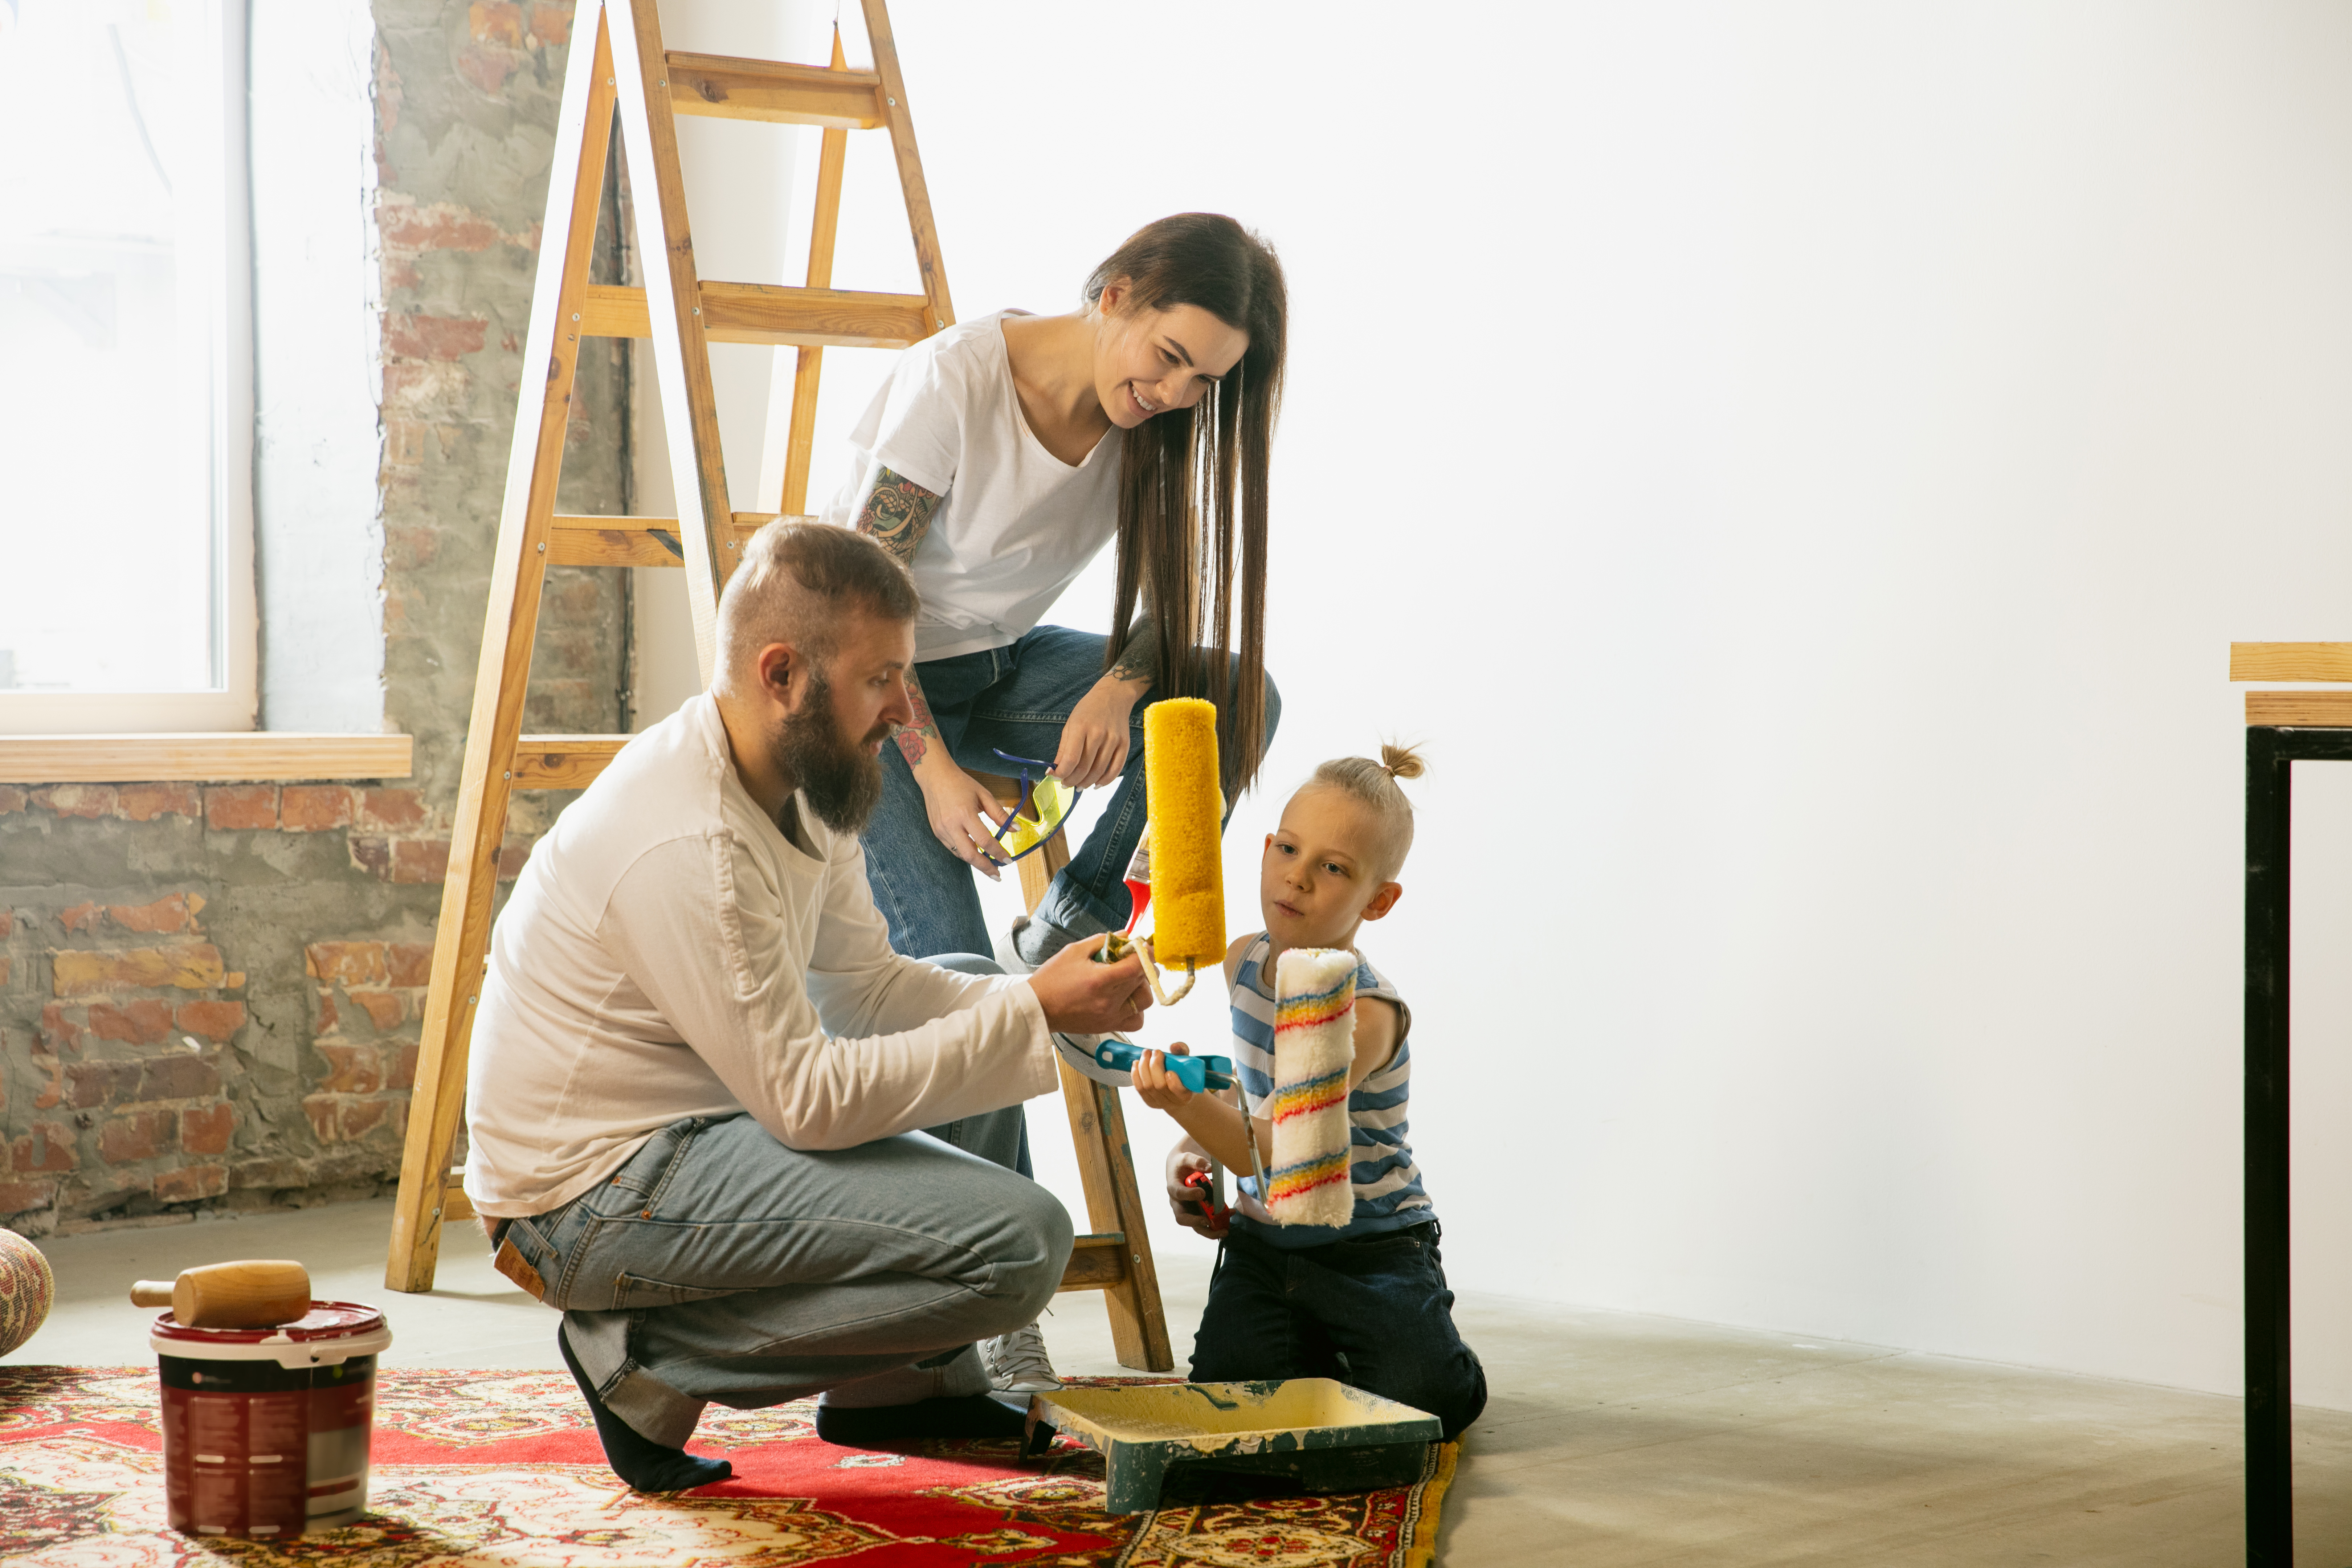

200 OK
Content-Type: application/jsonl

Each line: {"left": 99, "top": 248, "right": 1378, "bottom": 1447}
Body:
{"left": 1361, "top": 882, "right": 1404, "bottom": 922}
{"left": 756, "top": 642, "right": 797, "bottom": 704}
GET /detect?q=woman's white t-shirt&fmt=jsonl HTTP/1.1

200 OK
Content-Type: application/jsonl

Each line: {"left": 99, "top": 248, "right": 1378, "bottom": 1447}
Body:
{"left": 821, "top": 311, "right": 1121, "bottom": 661}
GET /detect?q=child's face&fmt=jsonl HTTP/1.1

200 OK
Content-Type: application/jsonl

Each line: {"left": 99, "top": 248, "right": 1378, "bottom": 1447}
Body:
{"left": 1259, "top": 787, "right": 1402, "bottom": 951}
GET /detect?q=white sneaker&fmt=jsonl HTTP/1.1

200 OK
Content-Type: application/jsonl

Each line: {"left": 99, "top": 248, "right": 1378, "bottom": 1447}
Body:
{"left": 981, "top": 1319, "right": 1062, "bottom": 1393}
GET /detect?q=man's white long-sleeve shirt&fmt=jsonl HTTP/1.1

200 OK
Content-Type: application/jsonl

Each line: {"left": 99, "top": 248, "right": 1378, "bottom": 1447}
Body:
{"left": 462, "top": 693, "right": 1055, "bottom": 1218}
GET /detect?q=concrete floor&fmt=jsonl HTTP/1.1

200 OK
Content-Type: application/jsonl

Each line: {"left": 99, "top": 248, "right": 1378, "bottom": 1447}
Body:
{"left": 12, "top": 1199, "right": 2352, "bottom": 1565}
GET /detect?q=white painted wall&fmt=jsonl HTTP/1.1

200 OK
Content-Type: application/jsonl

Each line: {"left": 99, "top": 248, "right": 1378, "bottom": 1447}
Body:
{"left": 628, "top": 2, "right": 2352, "bottom": 1404}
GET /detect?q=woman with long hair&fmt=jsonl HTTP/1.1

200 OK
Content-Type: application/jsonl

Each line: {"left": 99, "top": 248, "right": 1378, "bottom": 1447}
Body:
{"left": 821, "top": 214, "right": 1284, "bottom": 1396}
{"left": 828, "top": 213, "right": 1283, "bottom": 968}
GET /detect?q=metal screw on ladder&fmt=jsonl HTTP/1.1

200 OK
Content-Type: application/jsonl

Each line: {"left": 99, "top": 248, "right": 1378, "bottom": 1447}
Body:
{"left": 887, "top": 96, "right": 897, "bottom": 106}
{"left": 536, "top": 542, "right": 544, "bottom": 552}
{"left": 571, "top": 312, "right": 580, "bottom": 322}
{"left": 503, "top": 770, "right": 511, "bottom": 780}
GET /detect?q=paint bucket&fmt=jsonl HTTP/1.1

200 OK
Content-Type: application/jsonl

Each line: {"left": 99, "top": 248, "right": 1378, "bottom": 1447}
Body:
{"left": 150, "top": 1300, "right": 392, "bottom": 1539}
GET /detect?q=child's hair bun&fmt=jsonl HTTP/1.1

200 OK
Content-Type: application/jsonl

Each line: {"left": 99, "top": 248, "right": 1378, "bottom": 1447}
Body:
{"left": 1379, "top": 742, "right": 1426, "bottom": 782}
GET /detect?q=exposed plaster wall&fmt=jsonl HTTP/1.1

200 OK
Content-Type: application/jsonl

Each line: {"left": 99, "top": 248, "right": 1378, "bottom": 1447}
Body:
{"left": 0, "top": 0, "right": 627, "bottom": 1237}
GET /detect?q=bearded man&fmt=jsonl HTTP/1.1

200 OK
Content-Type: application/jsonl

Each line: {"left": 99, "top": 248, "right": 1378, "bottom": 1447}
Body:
{"left": 462, "top": 522, "right": 1153, "bottom": 1493}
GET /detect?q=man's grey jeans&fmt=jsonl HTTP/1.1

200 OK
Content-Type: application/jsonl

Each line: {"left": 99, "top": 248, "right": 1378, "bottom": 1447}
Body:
{"left": 496, "top": 955, "right": 1072, "bottom": 1446}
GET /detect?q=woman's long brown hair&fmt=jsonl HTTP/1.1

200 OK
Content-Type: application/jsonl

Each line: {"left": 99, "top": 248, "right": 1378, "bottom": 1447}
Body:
{"left": 1086, "top": 214, "right": 1285, "bottom": 795}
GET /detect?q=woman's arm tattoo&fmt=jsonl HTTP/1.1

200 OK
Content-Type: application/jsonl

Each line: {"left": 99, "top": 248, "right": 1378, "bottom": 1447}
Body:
{"left": 853, "top": 468, "right": 948, "bottom": 765}
{"left": 895, "top": 666, "right": 941, "bottom": 768}
{"left": 855, "top": 466, "right": 942, "bottom": 564}
{"left": 1110, "top": 614, "right": 1160, "bottom": 686}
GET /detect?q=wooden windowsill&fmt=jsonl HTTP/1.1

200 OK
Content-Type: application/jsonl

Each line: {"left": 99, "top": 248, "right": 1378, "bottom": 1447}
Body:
{"left": 0, "top": 734, "right": 414, "bottom": 784}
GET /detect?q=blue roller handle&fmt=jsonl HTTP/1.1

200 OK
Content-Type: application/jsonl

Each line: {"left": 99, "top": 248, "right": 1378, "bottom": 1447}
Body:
{"left": 1091, "top": 1040, "right": 1235, "bottom": 1092}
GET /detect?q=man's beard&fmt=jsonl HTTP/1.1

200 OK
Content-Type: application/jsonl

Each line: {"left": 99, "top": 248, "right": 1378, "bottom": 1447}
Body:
{"left": 770, "top": 668, "right": 888, "bottom": 835}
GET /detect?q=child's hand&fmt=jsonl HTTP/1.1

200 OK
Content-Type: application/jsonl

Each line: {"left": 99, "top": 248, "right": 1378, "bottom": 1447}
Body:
{"left": 1130, "top": 1045, "right": 1198, "bottom": 1112}
{"left": 1165, "top": 1147, "right": 1230, "bottom": 1240}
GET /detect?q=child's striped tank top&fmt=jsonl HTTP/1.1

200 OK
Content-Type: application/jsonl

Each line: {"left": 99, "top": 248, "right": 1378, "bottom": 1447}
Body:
{"left": 1228, "top": 933, "right": 1434, "bottom": 1248}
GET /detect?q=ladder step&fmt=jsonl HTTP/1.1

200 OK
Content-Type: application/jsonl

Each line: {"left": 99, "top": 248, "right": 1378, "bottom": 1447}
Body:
{"left": 665, "top": 50, "right": 886, "bottom": 129}
{"left": 546, "top": 513, "right": 789, "bottom": 569}
{"left": 512, "top": 736, "right": 626, "bottom": 790}
{"left": 581, "top": 282, "right": 933, "bottom": 349}
{"left": 1058, "top": 1232, "right": 1131, "bottom": 1292}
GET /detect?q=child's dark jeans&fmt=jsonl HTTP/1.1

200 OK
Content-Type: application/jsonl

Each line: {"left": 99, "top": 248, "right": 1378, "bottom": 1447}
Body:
{"left": 1187, "top": 1218, "right": 1487, "bottom": 1441}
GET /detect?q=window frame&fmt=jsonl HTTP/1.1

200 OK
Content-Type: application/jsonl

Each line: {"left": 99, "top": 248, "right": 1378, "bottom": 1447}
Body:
{"left": 0, "top": 0, "right": 257, "bottom": 737}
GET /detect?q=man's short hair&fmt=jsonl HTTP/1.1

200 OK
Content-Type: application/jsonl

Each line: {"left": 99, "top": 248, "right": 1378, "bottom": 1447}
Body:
{"left": 717, "top": 522, "right": 920, "bottom": 681}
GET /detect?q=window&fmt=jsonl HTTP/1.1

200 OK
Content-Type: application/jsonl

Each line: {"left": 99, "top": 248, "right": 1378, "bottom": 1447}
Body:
{"left": 0, "top": 0, "right": 254, "bottom": 734}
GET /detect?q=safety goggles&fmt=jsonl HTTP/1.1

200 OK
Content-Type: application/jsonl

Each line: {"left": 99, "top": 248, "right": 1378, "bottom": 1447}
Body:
{"left": 988, "top": 748, "right": 1080, "bottom": 861}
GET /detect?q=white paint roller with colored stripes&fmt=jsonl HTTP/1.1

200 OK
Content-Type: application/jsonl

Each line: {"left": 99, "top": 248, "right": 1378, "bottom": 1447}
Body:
{"left": 1266, "top": 947, "right": 1356, "bottom": 1229}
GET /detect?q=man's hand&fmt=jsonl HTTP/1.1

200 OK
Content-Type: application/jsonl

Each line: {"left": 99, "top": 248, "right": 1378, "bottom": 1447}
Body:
{"left": 1028, "top": 937, "right": 1152, "bottom": 1035}
{"left": 1167, "top": 1145, "right": 1229, "bottom": 1239}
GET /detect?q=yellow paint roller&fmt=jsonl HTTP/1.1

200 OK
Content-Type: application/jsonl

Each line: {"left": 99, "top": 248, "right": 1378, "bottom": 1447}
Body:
{"left": 1097, "top": 697, "right": 1224, "bottom": 1004}
{"left": 1145, "top": 696, "right": 1225, "bottom": 971}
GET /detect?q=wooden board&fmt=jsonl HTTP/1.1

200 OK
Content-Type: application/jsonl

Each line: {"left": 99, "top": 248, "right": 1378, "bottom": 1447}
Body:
{"left": 664, "top": 49, "right": 883, "bottom": 127}
{"left": 861, "top": 0, "right": 954, "bottom": 335}
{"left": 768, "top": 26, "right": 852, "bottom": 518}
{"left": 546, "top": 513, "right": 783, "bottom": 568}
{"left": 0, "top": 734, "right": 412, "bottom": 784}
{"left": 1059, "top": 1234, "right": 1130, "bottom": 1290}
{"left": 2231, "top": 643, "right": 2352, "bottom": 683}
{"left": 610, "top": 0, "right": 734, "bottom": 668}
{"left": 579, "top": 281, "right": 930, "bottom": 349}
{"left": 1057, "top": 1054, "right": 1174, "bottom": 1371}
{"left": 2247, "top": 691, "right": 2352, "bottom": 726}
{"left": 511, "top": 735, "right": 628, "bottom": 789}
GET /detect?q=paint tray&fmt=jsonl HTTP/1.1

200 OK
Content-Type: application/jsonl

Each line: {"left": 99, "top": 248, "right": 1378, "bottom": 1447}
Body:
{"left": 1022, "top": 1378, "right": 1441, "bottom": 1513}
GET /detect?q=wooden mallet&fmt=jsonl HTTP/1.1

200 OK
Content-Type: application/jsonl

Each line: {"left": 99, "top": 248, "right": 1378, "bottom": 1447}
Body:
{"left": 129, "top": 1260, "right": 311, "bottom": 1328}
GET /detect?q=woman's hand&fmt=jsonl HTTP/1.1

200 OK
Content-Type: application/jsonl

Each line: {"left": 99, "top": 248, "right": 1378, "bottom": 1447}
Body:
{"left": 1130, "top": 1044, "right": 1198, "bottom": 1113}
{"left": 914, "top": 761, "right": 1013, "bottom": 881}
{"left": 1054, "top": 675, "right": 1145, "bottom": 790}
{"left": 1165, "top": 1143, "right": 1229, "bottom": 1239}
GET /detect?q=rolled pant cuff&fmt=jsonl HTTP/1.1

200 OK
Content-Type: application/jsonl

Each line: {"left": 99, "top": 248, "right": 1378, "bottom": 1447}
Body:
{"left": 567, "top": 1308, "right": 710, "bottom": 1450}
{"left": 1034, "top": 881, "right": 1116, "bottom": 946}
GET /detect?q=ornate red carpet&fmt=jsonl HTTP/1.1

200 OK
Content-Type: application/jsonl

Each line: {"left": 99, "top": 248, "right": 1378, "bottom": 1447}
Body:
{"left": 0, "top": 1365, "right": 1455, "bottom": 1565}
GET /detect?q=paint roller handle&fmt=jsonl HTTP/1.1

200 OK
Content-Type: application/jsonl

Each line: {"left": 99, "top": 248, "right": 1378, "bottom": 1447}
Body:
{"left": 1030, "top": 936, "right": 1151, "bottom": 1035}
{"left": 126, "top": 1260, "right": 313, "bottom": 1327}
{"left": 1092, "top": 1039, "right": 1235, "bottom": 1092}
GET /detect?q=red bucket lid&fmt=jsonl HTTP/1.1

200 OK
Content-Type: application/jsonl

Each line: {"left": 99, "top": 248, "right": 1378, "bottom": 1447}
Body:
{"left": 151, "top": 1299, "right": 388, "bottom": 1344}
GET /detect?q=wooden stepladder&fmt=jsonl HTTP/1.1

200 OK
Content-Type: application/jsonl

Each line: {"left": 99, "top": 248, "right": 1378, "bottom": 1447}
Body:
{"left": 383, "top": 0, "right": 1174, "bottom": 1373}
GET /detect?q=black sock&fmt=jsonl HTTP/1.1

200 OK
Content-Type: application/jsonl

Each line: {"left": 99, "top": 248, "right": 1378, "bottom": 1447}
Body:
{"left": 816, "top": 1393, "right": 1027, "bottom": 1446}
{"left": 559, "top": 1324, "right": 733, "bottom": 1492}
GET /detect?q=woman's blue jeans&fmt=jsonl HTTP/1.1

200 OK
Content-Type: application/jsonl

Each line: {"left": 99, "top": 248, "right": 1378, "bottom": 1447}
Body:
{"left": 858, "top": 624, "right": 1280, "bottom": 960}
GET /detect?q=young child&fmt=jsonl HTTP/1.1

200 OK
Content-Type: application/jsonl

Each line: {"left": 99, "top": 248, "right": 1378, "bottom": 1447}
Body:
{"left": 1129, "top": 744, "right": 1486, "bottom": 1440}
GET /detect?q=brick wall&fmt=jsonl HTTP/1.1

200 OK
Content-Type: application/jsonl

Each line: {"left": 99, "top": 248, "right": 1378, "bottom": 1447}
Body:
{"left": 0, "top": 0, "right": 631, "bottom": 1237}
